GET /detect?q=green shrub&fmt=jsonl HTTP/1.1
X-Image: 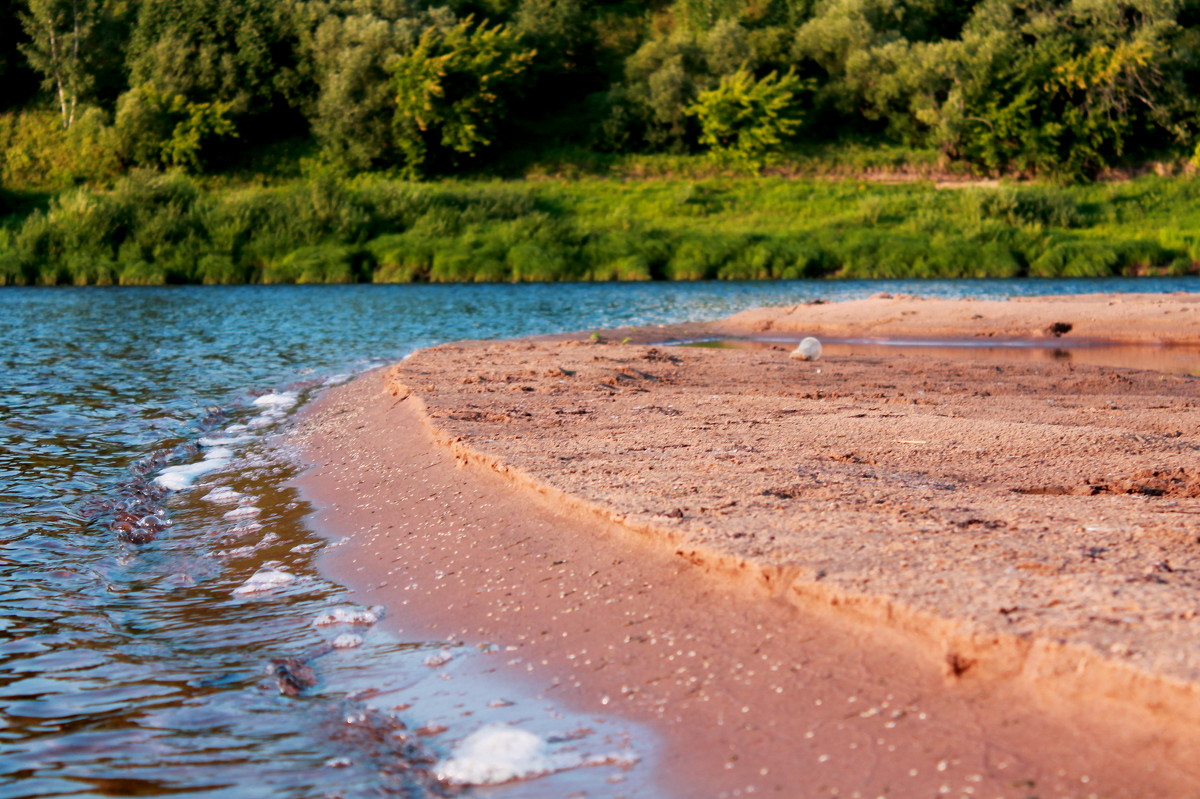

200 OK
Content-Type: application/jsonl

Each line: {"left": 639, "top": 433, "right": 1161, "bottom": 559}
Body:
{"left": 367, "top": 233, "right": 432, "bottom": 283}
{"left": 686, "top": 69, "right": 807, "bottom": 170}
{"left": 117, "top": 260, "right": 168, "bottom": 285}
{"left": 1030, "top": 242, "right": 1119, "bottom": 278}
{"left": 580, "top": 228, "right": 667, "bottom": 281}
{"left": 1115, "top": 240, "right": 1172, "bottom": 275}
{"left": 263, "top": 244, "right": 364, "bottom": 283}
{"left": 834, "top": 231, "right": 927, "bottom": 279}
{"left": 0, "top": 231, "right": 31, "bottom": 285}
{"left": 507, "top": 241, "right": 574, "bottom": 282}
{"left": 197, "top": 254, "right": 246, "bottom": 284}
{"left": 585, "top": 254, "right": 653, "bottom": 281}
{"left": 391, "top": 18, "right": 535, "bottom": 177}
{"left": 429, "top": 228, "right": 509, "bottom": 282}
{"left": 965, "top": 186, "right": 1084, "bottom": 229}
{"left": 667, "top": 237, "right": 716, "bottom": 280}
{"left": 115, "top": 87, "right": 237, "bottom": 172}
{"left": 0, "top": 109, "right": 121, "bottom": 190}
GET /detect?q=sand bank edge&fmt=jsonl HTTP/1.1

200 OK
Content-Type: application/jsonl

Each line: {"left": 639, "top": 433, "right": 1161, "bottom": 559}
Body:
{"left": 386, "top": 359, "right": 1200, "bottom": 737}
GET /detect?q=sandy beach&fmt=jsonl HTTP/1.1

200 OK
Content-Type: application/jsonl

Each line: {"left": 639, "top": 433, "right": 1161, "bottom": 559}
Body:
{"left": 293, "top": 293, "right": 1200, "bottom": 798}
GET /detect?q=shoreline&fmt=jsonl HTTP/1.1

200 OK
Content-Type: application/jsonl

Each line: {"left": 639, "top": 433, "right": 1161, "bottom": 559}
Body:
{"left": 292, "top": 293, "right": 1200, "bottom": 797}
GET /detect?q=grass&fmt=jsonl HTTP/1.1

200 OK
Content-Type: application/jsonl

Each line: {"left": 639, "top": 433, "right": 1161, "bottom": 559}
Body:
{"left": 1, "top": 170, "right": 1198, "bottom": 285}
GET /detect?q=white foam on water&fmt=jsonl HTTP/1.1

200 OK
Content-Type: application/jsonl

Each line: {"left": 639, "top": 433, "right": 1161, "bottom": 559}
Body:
{"left": 223, "top": 506, "right": 262, "bottom": 520}
{"left": 439, "top": 725, "right": 619, "bottom": 785}
{"left": 424, "top": 649, "right": 454, "bottom": 668}
{"left": 198, "top": 435, "right": 254, "bottom": 447}
{"left": 218, "top": 532, "right": 280, "bottom": 558}
{"left": 323, "top": 374, "right": 352, "bottom": 386}
{"left": 202, "top": 486, "right": 243, "bottom": 504}
{"left": 290, "top": 542, "right": 322, "bottom": 554}
{"left": 155, "top": 457, "right": 231, "bottom": 491}
{"left": 225, "top": 521, "right": 264, "bottom": 536}
{"left": 252, "top": 392, "right": 299, "bottom": 410}
{"left": 247, "top": 415, "right": 280, "bottom": 430}
{"left": 312, "top": 606, "right": 381, "bottom": 627}
{"left": 437, "top": 725, "right": 554, "bottom": 785}
{"left": 232, "top": 567, "right": 295, "bottom": 596}
{"left": 224, "top": 423, "right": 249, "bottom": 433}
{"left": 436, "top": 724, "right": 641, "bottom": 786}
{"left": 331, "top": 633, "right": 363, "bottom": 649}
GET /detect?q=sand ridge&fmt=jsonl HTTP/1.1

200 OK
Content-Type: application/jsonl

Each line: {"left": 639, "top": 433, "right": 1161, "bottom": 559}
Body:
{"left": 717, "top": 291, "right": 1200, "bottom": 343}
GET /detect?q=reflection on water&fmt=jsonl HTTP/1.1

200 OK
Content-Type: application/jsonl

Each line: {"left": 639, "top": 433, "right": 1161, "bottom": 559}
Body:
{"left": 0, "top": 278, "right": 1195, "bottom": 797}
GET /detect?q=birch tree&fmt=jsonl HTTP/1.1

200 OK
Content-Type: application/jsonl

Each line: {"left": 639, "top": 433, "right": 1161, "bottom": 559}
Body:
{"left": 19, "top": 0, "right": 100, "bottom": 129}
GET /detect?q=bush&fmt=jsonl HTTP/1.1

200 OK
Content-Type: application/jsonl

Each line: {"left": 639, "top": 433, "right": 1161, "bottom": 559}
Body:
{"left": 965, "top": 186, "right": 1084, "bottom": 229}
{"left": 429, "top": 228, "right": 509, "bottom": 282}
{"left": 197, "top": 253, "right": 246, "bottom": 284}
{"left": 391, "top": 18, "right": 536, "bottom": 177}
{"left": 1030, "top": 242, "right": 1119, "bottom": 278}
{"left": 263, "top": 244, "right": 364, "bottom": 283}
{"left": 115, "top": 87, "right": 237, "bottom": 171}
{"left": 0, "top": 108, "right": 121, "bottom": 190}
{"left": 0, "top": 231, "right": 32, "bottom": 285}
{"left": 367, "top": 233, "right": 432, "bottom": 282}
{"left": 507, "top": 241, "right": 573, "bottom": 282}
{"left": 667, "top": 237, "right": 717, "bottom": 279}
{"left": 580, "top": 229, "right": 664, "bottom": 281}
{"left": 687, "top": 69, "right": 807, "bottom": 170}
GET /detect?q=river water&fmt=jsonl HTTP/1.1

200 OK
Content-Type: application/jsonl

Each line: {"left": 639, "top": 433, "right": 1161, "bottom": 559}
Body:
{"left": 1, "top": 278, "right": 1196, "bottom": 798}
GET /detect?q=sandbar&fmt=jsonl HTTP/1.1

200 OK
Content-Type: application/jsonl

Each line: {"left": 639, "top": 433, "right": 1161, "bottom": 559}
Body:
{"left": 293, "top": 293, "right": 1200, "bottom": 798}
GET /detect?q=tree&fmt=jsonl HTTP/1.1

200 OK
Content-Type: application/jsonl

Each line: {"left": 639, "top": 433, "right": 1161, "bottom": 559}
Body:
{"left": 19, "top": 0, "right": 102, "bottom": 128}
{"left": 686, "top": 67, "right": 806, "bottom": 167}
{"left": 940, "top": 0, "right": 1188, "bottom": 178}
{"left": 390, "top": 16, "right": 535, "bottom": 176}
{"left": 302, "top": 3, "right": 431, "bottom": 170}
{"left": 114, "top": 86, "right": 235, "bottom": 171}
{"left": 790, "top": 0, "right": 978, "bottom": 138}
{"left": 126, "top": 0, "right": 304, "bottom": 119}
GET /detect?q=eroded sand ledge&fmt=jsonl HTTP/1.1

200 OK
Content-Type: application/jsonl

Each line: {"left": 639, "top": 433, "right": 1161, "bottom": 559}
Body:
{"left": 296, "top": 293, "right": 1200, "bottom": 798}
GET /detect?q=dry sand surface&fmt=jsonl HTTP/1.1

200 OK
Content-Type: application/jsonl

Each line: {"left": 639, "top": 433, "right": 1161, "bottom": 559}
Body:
{"left": 294, "top": 293, "right": 1200, "bottom": 799}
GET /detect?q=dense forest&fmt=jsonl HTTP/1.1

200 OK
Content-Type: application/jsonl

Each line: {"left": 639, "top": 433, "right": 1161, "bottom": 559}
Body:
{"left": 2, "top": 0, "right": 1200, "bottom": 284}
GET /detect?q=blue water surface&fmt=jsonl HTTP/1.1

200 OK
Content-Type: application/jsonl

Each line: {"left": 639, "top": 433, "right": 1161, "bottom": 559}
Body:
{"left": 0, "top": 277, "right": 1195, "bottom": 798}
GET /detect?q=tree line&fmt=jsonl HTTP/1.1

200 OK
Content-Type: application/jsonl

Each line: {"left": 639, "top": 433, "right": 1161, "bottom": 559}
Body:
{"left": 1, "top": 0, "right": 1199, "bottom": 189}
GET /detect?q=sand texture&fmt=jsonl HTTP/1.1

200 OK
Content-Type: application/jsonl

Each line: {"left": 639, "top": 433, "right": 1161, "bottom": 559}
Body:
{"left": 717, "top": 291, "right": 1200, "bottom": 343}
{"left": 295, "top": 293, "right": 1200, "bottom": 798}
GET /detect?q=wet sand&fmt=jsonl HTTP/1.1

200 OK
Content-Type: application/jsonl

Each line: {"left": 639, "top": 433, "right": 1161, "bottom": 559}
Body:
{"left": 293, "top": 293, "right": 1200, "bottom": 798}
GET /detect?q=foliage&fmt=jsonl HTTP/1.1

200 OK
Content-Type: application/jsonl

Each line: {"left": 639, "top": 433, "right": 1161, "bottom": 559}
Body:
{"left": 115, "top": 86, "right": 236, "bottom": 171}
{"left": 18, "top": 0, "right": 124, "bottom": 129}
{"left": 1, "top": 172, "right": 1196, "bottom": 285}
{"left": 1, "top": 0, "right": 1200, "bottom": 182}
{"left": 304, "top": 6, "right": 424, "bottom": 170}
{"left": 125, "top": 0, "right": 305, "bottom": 131}
{"left": 390, "top": 16, "right": 535, "bottom": 176}
{"left": 938, "top": 0, "right": 1190, "bottom": 178}
{"left": 0, "top": 107, "right": 121, "bottom": 188}
{"left": 687, "top": 68, "right": 806, "bottom": 168}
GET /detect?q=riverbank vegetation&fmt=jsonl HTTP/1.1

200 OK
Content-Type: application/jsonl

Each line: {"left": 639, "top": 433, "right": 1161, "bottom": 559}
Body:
{"left": 2, "top": 171, "right": 1198, "bottom": 285}
{"left": 2, "top": 0, "right": 1200, "bottom": 284}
